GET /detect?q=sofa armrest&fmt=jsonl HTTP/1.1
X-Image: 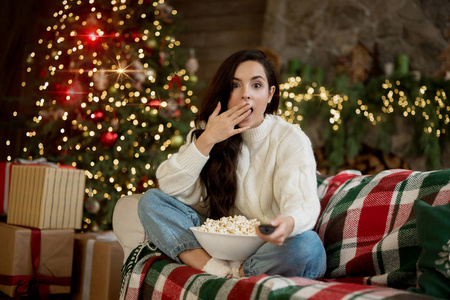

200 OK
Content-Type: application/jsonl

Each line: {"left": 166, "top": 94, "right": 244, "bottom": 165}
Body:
{"left": 112, "top": 194, "right": 146, "bottom": 263}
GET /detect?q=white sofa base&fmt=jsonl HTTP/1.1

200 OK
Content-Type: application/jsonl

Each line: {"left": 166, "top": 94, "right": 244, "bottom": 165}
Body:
{"left": 112, "top": 194, "right": 146, "bottom": 263}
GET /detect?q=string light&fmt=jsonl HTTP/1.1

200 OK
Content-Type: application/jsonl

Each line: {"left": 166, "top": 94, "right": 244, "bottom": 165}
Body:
{"left": 280, "top": 77, "right": 449, "bottom": 137}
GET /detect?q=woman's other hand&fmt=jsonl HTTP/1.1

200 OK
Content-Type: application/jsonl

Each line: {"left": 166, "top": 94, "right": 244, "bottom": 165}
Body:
{"left": 256, "top": 215, "right": 295, "bottom": 245}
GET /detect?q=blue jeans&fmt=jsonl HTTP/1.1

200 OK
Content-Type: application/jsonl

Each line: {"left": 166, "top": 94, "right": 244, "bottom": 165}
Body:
{"left": 138, "top": 189, "right": 327, "bottom": 279}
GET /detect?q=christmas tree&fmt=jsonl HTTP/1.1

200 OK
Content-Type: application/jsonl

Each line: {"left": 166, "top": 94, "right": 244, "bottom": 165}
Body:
{"left": 21, "top": 0, "right": 200, "bottom": 231}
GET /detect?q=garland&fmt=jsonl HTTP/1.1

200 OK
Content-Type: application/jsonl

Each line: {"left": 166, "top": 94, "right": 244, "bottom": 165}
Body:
{"left": 279, "top": 74, "right": 450, "bottom": 172}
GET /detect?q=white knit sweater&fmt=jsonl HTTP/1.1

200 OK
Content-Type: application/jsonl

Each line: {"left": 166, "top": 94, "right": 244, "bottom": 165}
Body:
{"left": 156, "top": 114, "right": 320, "bottom": 236}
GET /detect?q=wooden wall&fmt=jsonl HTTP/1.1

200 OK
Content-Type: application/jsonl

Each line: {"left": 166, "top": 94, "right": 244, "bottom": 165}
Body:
{"left": 170, "top": 0, "right": 267, "bottom": 93}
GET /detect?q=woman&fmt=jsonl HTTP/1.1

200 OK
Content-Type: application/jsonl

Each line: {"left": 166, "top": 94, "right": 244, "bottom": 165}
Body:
{"left": 138, "top": 49, "right": 326, "bottom": 278}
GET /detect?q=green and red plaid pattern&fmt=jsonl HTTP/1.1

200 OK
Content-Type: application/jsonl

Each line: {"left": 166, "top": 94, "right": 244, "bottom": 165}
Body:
{"left": 120, "top": 169, "right": 450, "bottom": 299}
{"left": 315, "top": 169, "right": 450, "bottom": 289}
{"left": 122, "top": 244, "right": 435, "bottom": 300}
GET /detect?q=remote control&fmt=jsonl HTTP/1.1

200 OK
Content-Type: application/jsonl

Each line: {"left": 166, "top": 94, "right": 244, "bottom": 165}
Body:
{"left": 259, "top": 224, "right": 276, "bottom": 235}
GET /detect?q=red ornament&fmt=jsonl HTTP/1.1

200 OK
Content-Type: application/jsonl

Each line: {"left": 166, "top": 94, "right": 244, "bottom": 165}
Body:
{"left": 100, "top": 131, "right": 118, "bottom": 147}
{"left": 168, "top": 76, "right": 182, "bottom": 92}
{"left": 171, "top": 109, "right": 181, "bottom": 118}
{"left": 137, "top": 175, "right": 148, "bottom": 192}
{"left": 90, "top": 111, "right": 104, "bottom": 122}
{"left": 148, "top": 99, "right": 161, "bottom": 109}
{"left": 132, "top": 31, "right": 140, "bottom": 39}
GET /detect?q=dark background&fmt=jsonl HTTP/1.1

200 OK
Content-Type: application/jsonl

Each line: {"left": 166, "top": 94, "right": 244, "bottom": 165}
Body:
{"left": 0, "top": 0, "right": 59, "bottom": 159}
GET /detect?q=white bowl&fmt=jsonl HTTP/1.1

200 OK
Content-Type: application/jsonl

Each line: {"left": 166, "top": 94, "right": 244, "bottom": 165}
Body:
{"left": 190, "top": 227, "right": 265, "bottom": 260}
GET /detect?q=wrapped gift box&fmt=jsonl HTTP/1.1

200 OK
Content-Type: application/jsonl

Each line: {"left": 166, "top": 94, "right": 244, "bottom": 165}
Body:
{"left": 72, "top": 232, "right": 124, "bottom": 300}
{"left": 6, "top": 164, "right": 85, "bottom": 229}
{"left": 0, "top": 223, "right": 74, "bottom": 298}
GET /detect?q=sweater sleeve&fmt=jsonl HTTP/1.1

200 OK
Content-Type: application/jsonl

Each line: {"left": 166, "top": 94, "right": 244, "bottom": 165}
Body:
{"left": 273, "top": 127, "right": 320, "bottom": 236}
{"left": 156, "top": 129, "right": 209, "bottom": 206}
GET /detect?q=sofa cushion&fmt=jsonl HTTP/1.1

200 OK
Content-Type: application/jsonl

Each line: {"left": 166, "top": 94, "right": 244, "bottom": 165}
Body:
{"left": 315, "top": 169, "right": 450, "bottom": 289}
{"left": 408, "top": 200, "right": 450, "bottom": 299}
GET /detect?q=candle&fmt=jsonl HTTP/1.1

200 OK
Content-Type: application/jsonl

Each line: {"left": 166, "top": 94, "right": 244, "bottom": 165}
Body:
{"left": 301, "top": 65, "right": 312, "bottom": 82}
{"left": 288, "top": 59, "right": 301, "bottom": 77}
{"left": 384, "top": 62, "right": 394, "bottom": 77}
{"left": 314, "top": 68, "right": 324, "bottom": 85}
{"left": 395, "top": 55, "right": 409, "bottom": 76}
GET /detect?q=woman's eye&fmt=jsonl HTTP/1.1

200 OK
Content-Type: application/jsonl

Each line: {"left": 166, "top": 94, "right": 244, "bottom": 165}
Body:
{"left": 253, "top": 82, "right": 262, "bottom": 88}
{"left": 232, "top": 82, "right": 239, "bottom": 88}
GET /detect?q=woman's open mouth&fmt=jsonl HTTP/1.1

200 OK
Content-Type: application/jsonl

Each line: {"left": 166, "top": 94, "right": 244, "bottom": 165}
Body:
{"left": 243, "top": 107, "right": 253, "bottom": 121}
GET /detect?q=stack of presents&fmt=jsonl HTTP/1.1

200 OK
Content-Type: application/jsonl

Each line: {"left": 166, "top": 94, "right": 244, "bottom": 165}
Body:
{"left": 0, "top": 161, "right": 124, "bottom": 300}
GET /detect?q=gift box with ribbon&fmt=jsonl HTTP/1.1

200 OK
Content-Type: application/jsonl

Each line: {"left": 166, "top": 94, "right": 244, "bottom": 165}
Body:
{"left": 0, "top": 223, "right": 74, "bottom": 298}
{"left": 1, "top": 159, "right": 60, "bottom": 216}
{"left": 71, "top": 231, "right": 124, "bottom": 300}
{"left": 6, "top": 162, "right": 85, "bottom": 229}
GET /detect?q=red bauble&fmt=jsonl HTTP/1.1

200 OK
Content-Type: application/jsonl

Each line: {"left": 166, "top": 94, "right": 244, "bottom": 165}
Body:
{"left": 148, "top": 99, "right": 161, "bottom": 109}
{"left": 39, "top": 69, "right": 47, "bottom": 78}
{"left": 137, "top": 175, "right": 148, "bottom": 192}
{"left": 132, "top": 31, "right": 140, "bottom": 39}
{"left": 91, "top": 111, "right": 104, "bottom": 122}
{"left": 171, "top": 109, "right": 181, "bottom": 118}
{"left": 100, "top": 131, "right": 118, "bottom": 147}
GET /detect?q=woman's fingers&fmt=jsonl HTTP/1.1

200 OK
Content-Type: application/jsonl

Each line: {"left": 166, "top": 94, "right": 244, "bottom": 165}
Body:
{"left": 233, "top": 108, "right": 251, "bottom": 125}
{"left": 232, "top": 125, "right": 250, "bottom": 135}
{"left": 213, "top": 102, "right": 251, "bottom": 127}
{"left": 224, "top": 102, "right": 250, "bottom": 118}
{"left": 255, "top": 216, "right": 294, "bottom": 246}
{"left": 210, "top": 102, "right": 221, "bottom": 118}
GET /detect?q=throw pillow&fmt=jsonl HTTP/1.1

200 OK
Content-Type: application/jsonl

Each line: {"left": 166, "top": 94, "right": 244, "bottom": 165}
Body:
{"left": 409, "top": 200, "right": 450, "bottom": 299}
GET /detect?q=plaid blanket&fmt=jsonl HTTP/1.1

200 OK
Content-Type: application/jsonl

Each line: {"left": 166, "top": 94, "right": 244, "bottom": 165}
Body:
{"left": 316, "top": 169, "right": 450, "bottom": 289}
{"left": 120, "top": 241, "right": 162, "bottom": 300}
{"left": 120, "top": 169, "right": 450, "bottom": 299}
{"left": 121, "top": 243, "right": 435, "bottom": 300}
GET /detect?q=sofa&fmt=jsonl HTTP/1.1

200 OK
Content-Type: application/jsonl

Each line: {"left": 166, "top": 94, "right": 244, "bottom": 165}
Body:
{"left": 112, "top": 168, "right": 450, "bottom": 300}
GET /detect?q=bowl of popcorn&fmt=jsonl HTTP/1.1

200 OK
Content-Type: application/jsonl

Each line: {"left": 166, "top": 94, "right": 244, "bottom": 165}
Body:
{"left": 190, "top": 215, "right": 265, "bottom": 260}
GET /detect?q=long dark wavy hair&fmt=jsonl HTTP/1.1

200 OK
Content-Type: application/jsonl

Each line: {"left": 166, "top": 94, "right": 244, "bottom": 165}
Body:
{"left": 192, "top": 49, "right": 280, "bottom": 219}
